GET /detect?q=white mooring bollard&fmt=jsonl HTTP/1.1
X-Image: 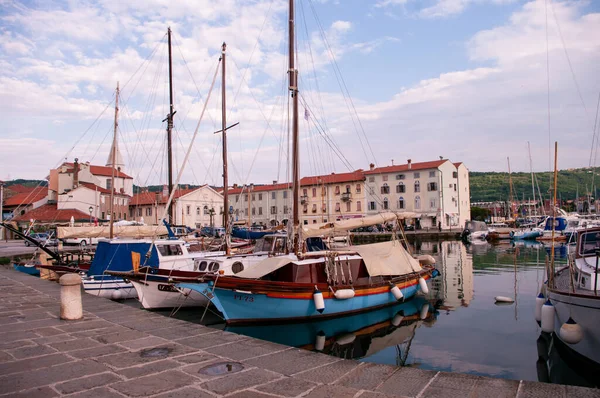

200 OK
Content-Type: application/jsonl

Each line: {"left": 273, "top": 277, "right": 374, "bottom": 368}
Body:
{"left": 59, "top": 273, "right": 83, "bottom": 320}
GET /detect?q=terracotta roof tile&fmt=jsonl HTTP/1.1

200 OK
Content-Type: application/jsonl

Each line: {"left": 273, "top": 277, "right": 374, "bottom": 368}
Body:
{"left": 3, "top": 187, "right": 47, "bottom": 207}
{"left": 364, "top": 160, "right": 448, "bottom": 175}
{"left": 62, "top": 162, "right": 132, "bottom": 179}
{"left": 130, "top": 187, "right": 201, "bottom": 206}
{"left": 227, "top": 183, "right": 292, "bottom": 195}
{"left": 77, "top": 182, "right": 129, "bottom": 197}
{"left": 300, "top": 170, "right": 365, "bottom": 185}
{"left": 12, "top": 204, "right": 90, "bottom": 223}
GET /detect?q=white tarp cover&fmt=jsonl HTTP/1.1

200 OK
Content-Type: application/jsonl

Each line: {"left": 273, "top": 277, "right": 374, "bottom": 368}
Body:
{"left": 233, "top": 255, "right": 295, "bottom": 279}
{"left": 57, "top": 225, "right": 168, "bottom": 239}
{"left": 348, "top": 240, "right": 422, "bottom": 276}
{"left": 301, "top": 212, "right": 420, "bottom": 238}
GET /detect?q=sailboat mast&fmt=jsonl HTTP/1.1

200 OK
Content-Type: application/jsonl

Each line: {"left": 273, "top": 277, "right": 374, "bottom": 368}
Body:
{"left": 167, "top": 27, "right": 175, "bottom": 224}
{"left": 507, "top": 157, "right": 514, "bottom": 219}
{"left": 221, "top": 42, "right": 230, "bottom": 256}
{"left": 109, "top": 82, "right": 119, "bottom": 239}
{"left": 550, "top": 141, "right": 558, "bottom": 288}
{"left": 527, "top": 142, "right": 537, "bottom": 217}
{"left": 289, "top": 0, "right": 300, "bottom": 254}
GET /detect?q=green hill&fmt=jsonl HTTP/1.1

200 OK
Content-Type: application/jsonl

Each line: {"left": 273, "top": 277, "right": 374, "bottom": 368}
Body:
{"left": 470, "top": 168, "right": 600, "bottom": 202}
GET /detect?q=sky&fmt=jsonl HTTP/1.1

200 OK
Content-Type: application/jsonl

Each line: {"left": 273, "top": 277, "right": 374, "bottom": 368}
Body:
{"left": 1, "top": 0, "right": 599, "bottom": 188}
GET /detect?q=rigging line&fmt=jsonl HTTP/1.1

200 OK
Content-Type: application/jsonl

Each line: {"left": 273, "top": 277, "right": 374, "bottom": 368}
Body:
{"left": 307, "top": 0, "right": 376, "bottom": 165}
{"left": 550, "top": 1, "right": 592, "bottom": 129}
{"left": 173, "top": 113, "right": 218, "bottom": 186}
{"left": 173, "top": 126, "right": 202, "bottom": 185}
{"left": 88, "top": 123, "right": 114, "bottom": 163}
{"left": 588, "top": 91, "right": 600, "bottom": 167}
{"left": 545, "top": 0, "right": 551, "bottom": 171}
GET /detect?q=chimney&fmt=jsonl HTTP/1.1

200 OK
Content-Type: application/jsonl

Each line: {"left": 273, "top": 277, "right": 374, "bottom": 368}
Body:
{"left": 407, "top": 159, "right": 412, "bottom": 170}
{"left": 233, "top": 183, "right": 238, "bottom": 188}
{"left": 73, "top": 158, "right": 79, "bottom": 188}
{"left": 369, "top": 163, "right": 375, "bottom": 171}
{"left": 273, "top": 180, "right": 277, "bottom": 185}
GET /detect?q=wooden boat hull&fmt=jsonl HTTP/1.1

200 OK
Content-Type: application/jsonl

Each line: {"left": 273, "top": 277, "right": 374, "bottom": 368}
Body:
{"left": 548, "top": 288, "right": 600, "bottom": 366}
{"left": 129, "top": 278, "right": 208, "bottom": 309}
{"left": 178, "top": 268, "right": 433, "bottom": 324}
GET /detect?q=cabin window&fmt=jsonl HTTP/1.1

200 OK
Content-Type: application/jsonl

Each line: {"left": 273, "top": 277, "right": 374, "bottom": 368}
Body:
{"left": 274, "top": 238, "right": 286, "bottom": 253}
{"left": 232, "top": 262, "right": 244, "bottom": 274}
{"left": 209, "top": 262, "right": 219, "bottom": 272}
{"left": 157, "top": 244, "right": 183, "bottom": 257}
{"left": 199, "top": 261, "right": 208, "bottom": 271}
{"left": 396, "top": 183, "right": 405, "bottom": 193}
{"left": 414, "top": 181, "right": 420, "bottom": 193}
{"left": 356, "top": 201, "right": 362, "bottom": 211}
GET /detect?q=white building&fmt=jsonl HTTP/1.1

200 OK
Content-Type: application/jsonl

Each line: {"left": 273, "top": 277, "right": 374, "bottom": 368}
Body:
{"left": 228, "top": 183, "right": 293, "bottom": 227}
{"left": 364, "top": 159, "right": 470, "bottom": 229}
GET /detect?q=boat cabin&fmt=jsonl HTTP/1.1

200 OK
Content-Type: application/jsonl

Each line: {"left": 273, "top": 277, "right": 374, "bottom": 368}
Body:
{"left": 573, "top": 228, "right": 600, "bottom": 291}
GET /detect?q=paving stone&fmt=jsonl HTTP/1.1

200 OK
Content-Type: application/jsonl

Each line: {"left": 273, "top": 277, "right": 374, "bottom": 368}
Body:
{"left": 33, "top": 327, "right": 65, "bottom": 337}
{"left": 70, "top": 325, "right": 134, "bottom": 339}
{"left": 566, "top": 385, "right": 600, "bottom": 398}
{"left": 358, "top": 392, "right": 405, "bottom": 398}
{"left": 246, "top": 348, "right": 338, "bottom": 376}
{"left": 93, "top": 329, "right": 148, "bottom": 344}
{"left": 117, "top": 335, "right": 170, "bottom": 350}
{"left": 0, "top": 339, "right": 36, "bottom": 351}
{"left": 304, "top": 384, "right": 361, "bottom": 398}
{"left": 49, "top": 337, "right": 103, "bottom": 352}
{"left": 377, "top": 367, "right": 438, "bottom": 397}
{"left": 56, "top": 319, "right": 114, "bottom": 333}
{"left": 7, "top": 343, "right": 58, "bottom": 359}
{"left": 66, "top": 387, "right": 124, "bottom": 398}
{"left": 68, "top": 344, "right": 125, "bottom": 359}
{"left": 227, "top": 391, "right": 284, "bottom": 398}
{"left": 2, "top": 386, "right": 60, "bottom": 398}
{"left": 177, "top": 330, "right": 246, "bottom": 349}
{"left": 120, "top": 359, "right": 181, "bottom": 379}
{"left": 336, "top": 363, "right": 398, "bottom": 391}
{"left": 0, "top": 353, "right": 73, "bottom": 376}
{"left": 174, "top": 352, "right": 219, "bottom": 364}
{"left": 96, "top": 343, "right": 196, "bottom": 369}
{"left": 470, "top": 377, "right": 520, "bottom": 398}
{"left": 295, "top": 359, "right": 361, "bottom": 384}
{"left": 0, "top": 330, "right": 38, "bottom": 343}
{"left": 0, "top": 318, "right": 64, "bottom": 333}
{"left": 201, "top": 367, "right": 282, "bottom": 395}
{"left": 32, "top": 333, "right": 78, "bottom": 346}
{"left": 0, "top": 351, "right": 13, "bottom": 361}
{"left": 151, "top": 386, "right": 216, "bottom": 398}
{"left": 0, "top": 359, "right": 109, "bottom": 395}
{"left": 55, "top": 372, "right": 122, "bottom": 394}
{"left": 150, "top": 324, "right": 215, "bottom": 340}
{"left": 204, "top": 337, "right": 289, "bottom": 361}
{"left": 255, "top": 376, "right": 318, "bottom": 397}
{"left": 517, "top": 381, "right": 566, "bottom": 398}
{"left": 111, "top": 370, "right": 198, "bottom": 397}
{"left": 117, "top": 318, "right": 168, "bottom": 332}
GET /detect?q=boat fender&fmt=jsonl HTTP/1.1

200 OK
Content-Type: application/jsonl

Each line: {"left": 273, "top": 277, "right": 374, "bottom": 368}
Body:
{"left": 390, "top": 283, "right": 404, "bottom": 301}
{"left": 559, "top": 317, "right": 583, "bottom": 344}
{"left": 418, "top": 277, "right": 429, "bottom": 294}
{"left": 534, "top": 293, "right": 545, "bottom": 322}
{"left": 392, "top": 313, "right": 404, "bottom": 327}
{"left": 111, "top": 290, "right": 123, "bottom": 300}
{"left": 315, "top": 331, "right": 326, "bottom": 351}
{"left": 335, "top": 333, "right": 356, "bottom": 346}
{"left": 334, "top": 289, "right": 355, "bottom": 300}
{"left": 540, "top": 299, "right": 555, "bottom": 333}
{"left": 313, "top": 286, "right": 325, "bottom": 313}
{"left": 431, "top": 269, "right": 440, "bottom": 278}
{"left": 420, "top": 303, "right": 429, "bottom": 320}
{"left": 417, "top": 255, "right": 436, "bottom": 265}
{"left": 494, "top": 296, "right": 514, "bottom": 303}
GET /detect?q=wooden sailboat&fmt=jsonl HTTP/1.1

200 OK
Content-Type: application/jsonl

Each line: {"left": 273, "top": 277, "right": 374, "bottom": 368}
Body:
{"left": 173, "top": 0, "right": 438, "bottom": 324}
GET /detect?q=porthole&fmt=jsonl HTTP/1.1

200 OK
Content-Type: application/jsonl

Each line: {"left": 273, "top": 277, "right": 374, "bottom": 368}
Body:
{"left": 199, "top": 261, "right": 208, "bottom": 271}
{"left": 210, "top": 262, "right": 220, "bottom": 272}
{"left": 232, "top": 262, "right": 244, "bottom": 274}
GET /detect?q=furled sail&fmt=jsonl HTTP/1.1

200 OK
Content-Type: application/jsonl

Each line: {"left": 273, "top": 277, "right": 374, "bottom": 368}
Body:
{"left": 57, "top": 225, "right": 168, "bottom": 239}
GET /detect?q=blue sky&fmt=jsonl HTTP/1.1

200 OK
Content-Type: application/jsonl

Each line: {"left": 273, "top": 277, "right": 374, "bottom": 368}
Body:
{"left": 1, "top": 0, "right": 599, "bottom": 187}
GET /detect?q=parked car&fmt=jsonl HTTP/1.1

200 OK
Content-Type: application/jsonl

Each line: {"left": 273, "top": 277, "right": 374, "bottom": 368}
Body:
{"left": 24, "top": 233, "right": 58, "bottom": 247}
{"left": 61, "top": 237, "right": 103, "bottom": 247}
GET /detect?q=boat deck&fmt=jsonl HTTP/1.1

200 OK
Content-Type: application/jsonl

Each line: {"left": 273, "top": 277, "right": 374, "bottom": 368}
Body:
{"left": 553, "top": 268, "right": 598, "bottom": 297}
{"left": 0, "top": 265, "right": 595, "bottom": 397}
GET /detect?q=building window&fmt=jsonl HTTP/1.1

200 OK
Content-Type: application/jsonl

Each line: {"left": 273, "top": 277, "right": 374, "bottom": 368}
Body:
{"left": 383, "top": 198, "right": 389, "bottom": 210}
{"left": 312, "top": 188, "right": 317, "bottom": 197}
{"left": 303, "top": 188, "right": 308, "bottom": 196}
{"left": 369, "top": 187, "right": 375, "bottom": 195}
{"left": 204, "top": 206, "right": 209, "bottom": 215}
{"left": 283, "top": 205, "right": 288, "bottom": 214}
{"left": 356, "top": 184, "right": 361, "bottom": 193}
{"left": 196, "top": 207, "right": 200, "bottom": 215}
{"left": 244, "top": 194, "right": 248, "bottom": 202}
{"left": 138, "top": 208, "right": 142, "bottom": 217}
{"left": 335, "top": 202, "right": 341, "bottom": 212}
{"left": 252, "top": 194, "right": 255, "bottom": 201}
{"left": 272, "top": 192, "right": 276, "bottom": 200}
{"left": 346, "top": 202, "right": 351, "bottom": 212}
{"left": 252, "top": 207, "right": 256, "bottom": 215}
{"left": 454, "top": 184, "right": 457, "bottom": 191}
{"left": 270, "top": 206, "right": 277, "bottom": 214}
{"left": 312, "top": 204, "right": 317, "bottom": 213}
{"left": 335, "top": 186, "right": 340, "bottom": 195}
{"left": 186, "top": 205, "right": 190, "bottom": 215}
{"left": 304, "top": 220, "right": 308, "bottom": 225}
{"left": 398, "top": 197, "right": 405, "bottom": 209}
{"left": 106, "top": 179, "right": 112, "bottom": 190}
{"left": 427, "top": 182, "right": 438, "bottom": 191}
{"left": 429, "top": 171, "right": 436, "bottom": 177}
{"left": 303, "top": 204, "right": 308, "bottom": 213}
{"left": 322, "top": 203, "right": 327, "bottom": 213}
{"left": 382, "top": 175, "right": 388, "bottom": 181}
{"left": 368, "top": 176, "right": 375, "bottom": 183}
{"left": 146, "top": 207, "right": 152, "bottom": 216}
{"left": 283, "top": 191, "right": 288, "bottom": 199}
{"left": 396, "top": 183, "right": 405, "bottom": 193}
{"left": 356, "top": 201, "right": 362, "bottom": 211}
{"left": 430, "top": 199, "right": 437, "bottom": 209}
{"left": 258, "top": 207, "right": 263, "bottom": 215}
{"left": 414, "top": 172, "right": 420, "bottom": 179}
{"left": 415, "top": 196, "right": 421, "bottom": 209}
{"left": 235, "top": 195, "right": 239, "bottom": 202}
{"left": 258, "top": 193, "right": 263, "bottom": 200}
{"left": 453, "top": 171, "right": 458, "bottom": 178}
{"left": 381, "top": 183, "right": 390, "bottom": 194}
{"left": 345, "top": 185, "right": 351, "bottom": 193}
{"left": 414, "top": 181, "right": 420, "bottom": 193}
{"left": 396, "top": 174, "right": 405, "bottom": 180}
{"left": 368, "top": 201, "right": 376, "bottom": 211}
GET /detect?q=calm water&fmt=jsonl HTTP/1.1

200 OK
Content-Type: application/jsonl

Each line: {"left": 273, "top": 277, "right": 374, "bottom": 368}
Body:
{"left": 148, "top": 240, "right": 597, "bottom": 387}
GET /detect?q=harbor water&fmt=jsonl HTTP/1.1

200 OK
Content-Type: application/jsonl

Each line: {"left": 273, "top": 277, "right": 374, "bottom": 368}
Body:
{"left": 149, "top": 240, "right": 597, "bottom": 388}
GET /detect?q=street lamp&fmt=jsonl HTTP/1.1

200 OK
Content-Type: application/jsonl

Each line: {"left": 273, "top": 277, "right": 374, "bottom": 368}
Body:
{"left": 88, "top": 206, "right": 93, "bottom": 225}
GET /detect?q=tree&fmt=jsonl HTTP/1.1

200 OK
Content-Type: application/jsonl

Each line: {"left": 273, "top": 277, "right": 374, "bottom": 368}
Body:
{"left": 470, "top": 206, "right": 490, "bottom": 221}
